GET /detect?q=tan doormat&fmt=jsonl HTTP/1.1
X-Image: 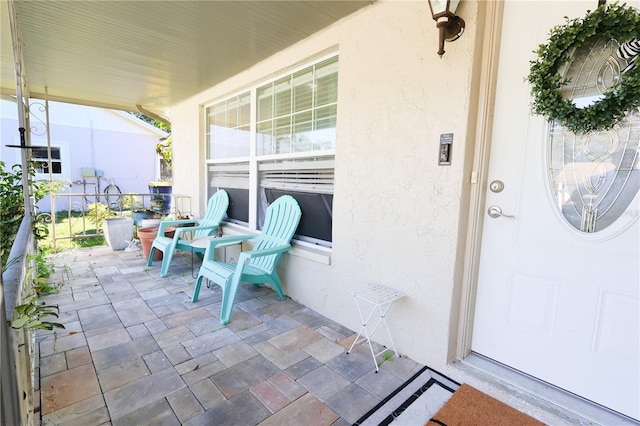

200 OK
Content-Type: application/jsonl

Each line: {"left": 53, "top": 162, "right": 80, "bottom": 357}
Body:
{"left": 426, "top": 384, "right": 545, "bottom": 426}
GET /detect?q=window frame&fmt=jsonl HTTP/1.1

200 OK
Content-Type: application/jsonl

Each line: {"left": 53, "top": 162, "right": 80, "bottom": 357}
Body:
{"left": 31, "top": 146, "right": 63, "bottom": 175}
{"left": 14, "top": 139, "right": 71, "bottom": 181}
{"left": 204, "top": 54, "right": 338, "bottom": 248}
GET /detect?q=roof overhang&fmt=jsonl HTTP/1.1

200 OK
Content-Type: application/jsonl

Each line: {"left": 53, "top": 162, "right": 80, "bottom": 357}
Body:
{"left": 1, "top": 1, "right": 373, "bottom": 119}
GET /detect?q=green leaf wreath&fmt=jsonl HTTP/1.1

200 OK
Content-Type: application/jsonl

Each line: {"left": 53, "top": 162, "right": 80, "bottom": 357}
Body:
{"left": 527, "top": 3, "right": 640, "bottom": 134}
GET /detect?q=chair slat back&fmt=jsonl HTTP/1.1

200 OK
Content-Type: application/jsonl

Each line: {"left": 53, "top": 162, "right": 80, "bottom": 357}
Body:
{"left": 251, "top": 195, "right": 301, "bottom": 272}
{"left": 194, "top": 190, "right": 229, "bottom": 239}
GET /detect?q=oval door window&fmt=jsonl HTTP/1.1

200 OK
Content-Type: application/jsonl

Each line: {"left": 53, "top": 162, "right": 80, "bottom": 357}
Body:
{"left": 548, "top": 37, "right": 640, "bottom": 233}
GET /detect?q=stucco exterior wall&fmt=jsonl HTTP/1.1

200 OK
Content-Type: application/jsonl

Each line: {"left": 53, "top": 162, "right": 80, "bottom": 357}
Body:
{"left": 171, "top": 0, "right": 481, "bottom": 368}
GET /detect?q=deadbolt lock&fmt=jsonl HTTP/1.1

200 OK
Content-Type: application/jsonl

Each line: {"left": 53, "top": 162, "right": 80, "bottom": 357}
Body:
{"left": 489, "top": 180, "right": 504, "bottom": 193}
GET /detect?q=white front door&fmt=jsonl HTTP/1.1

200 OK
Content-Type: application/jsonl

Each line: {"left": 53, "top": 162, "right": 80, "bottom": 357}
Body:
{"left": 472, "top": 1, "right": 640, "bottom": 420}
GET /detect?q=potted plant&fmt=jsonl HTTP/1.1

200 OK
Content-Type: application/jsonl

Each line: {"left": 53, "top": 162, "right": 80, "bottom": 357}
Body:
{"left": 137, "top": 224, "right": 176, "bottom": 260}
{"left": 121, "top": 193, "right": 157, "bottom": 226}
{"left": 149, "top": 135, "right": 173, "bottom": 214}
{"left": 149, "top": 182, "right": 171, "bottom": 214}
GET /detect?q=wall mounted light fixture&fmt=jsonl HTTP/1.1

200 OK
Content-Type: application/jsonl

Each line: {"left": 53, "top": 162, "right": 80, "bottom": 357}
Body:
{"left": 428, "top": 0, "right": 465, "bottom": 57}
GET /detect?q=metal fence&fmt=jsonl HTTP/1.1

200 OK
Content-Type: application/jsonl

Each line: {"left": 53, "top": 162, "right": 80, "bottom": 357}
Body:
{"left": 39, "top": 192, "right": 192, "bottom": 251}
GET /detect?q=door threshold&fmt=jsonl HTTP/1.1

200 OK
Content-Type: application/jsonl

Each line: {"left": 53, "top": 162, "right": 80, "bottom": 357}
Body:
{"left": 460, "top": 353, "right": 639, "bottom": 426}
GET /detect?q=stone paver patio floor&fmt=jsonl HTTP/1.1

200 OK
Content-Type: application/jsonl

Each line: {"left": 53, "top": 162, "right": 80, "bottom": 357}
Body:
{"left": 35, "top": 246, "right": 427, "bottom": 425}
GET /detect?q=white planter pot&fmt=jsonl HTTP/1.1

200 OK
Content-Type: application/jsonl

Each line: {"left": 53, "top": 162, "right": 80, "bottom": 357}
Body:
{"left": 103, "top": 218, "right": 134, "bottom": 250}
{"left": 141, "top": 218, "right": 161, "bottom": 228}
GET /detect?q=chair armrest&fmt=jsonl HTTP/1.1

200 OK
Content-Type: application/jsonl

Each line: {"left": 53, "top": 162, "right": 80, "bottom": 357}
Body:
{"left": 171, "top": 227, "right": 191, "bottom": 239}
{"left": 158, "top": 219, "right": 197, "bottom": 233}
{"left": 233, "top": 245, "right": 292, "bottom": 275}
{"left": 160, "top": 222, "right": 221, "bottom": 240}
{"left": 241, "top": 244, "right": 291, "bottom": 259}
{"left": 206, "top": 235, "right": 254, "bottom": 250}
{"left": 160, "top": 219, "right": 198, "bottom": 227}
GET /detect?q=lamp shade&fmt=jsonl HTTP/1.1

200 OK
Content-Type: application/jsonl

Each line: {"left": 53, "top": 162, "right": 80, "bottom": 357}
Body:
{"left": 428, "top": 0, "right": 465, "bottom": 56}
{"left": 429, "top": 0, "right": 461, "bottom": 19}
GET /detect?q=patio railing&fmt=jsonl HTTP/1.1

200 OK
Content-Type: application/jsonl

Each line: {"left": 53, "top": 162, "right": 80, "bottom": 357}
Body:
{"left": 1, "top": 216, "right": 38, "bottom": 425}
{"left": 40, "top": 192, "right": 192, "bottom": 251}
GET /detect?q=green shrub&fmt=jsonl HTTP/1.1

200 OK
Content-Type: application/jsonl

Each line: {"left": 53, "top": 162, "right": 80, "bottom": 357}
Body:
{"left": 120, "top": 193, "right": 144, "bottom": 211}
{"left": 11, "top": 295, "right": 64, "bottom": 331}
{"left": 30, "top": 252, "right": 54, "bottom": 279}
{"left": 0, "top": 161, "right": 54, "bottom": 265}
{"left": 0, "top": 163, "right": 25, "bottom": 265}
{"left": 86, "top": 202, "right": 115, "bottom": 228}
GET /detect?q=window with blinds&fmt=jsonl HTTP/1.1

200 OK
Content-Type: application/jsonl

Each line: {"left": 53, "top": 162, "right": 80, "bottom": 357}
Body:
{"left": 206, "top": 92, "right": 251, "bottom": 160}
{"left": 259, "top": 157, "right": 334, "bottom": 244}
{"left": 258, "top": 157, "right": 334, "bottom": 194}
{"left": 257, "top": 56, "right": 337, "bottom": 156}
{"left": 205, "top": 55, "right": 337, "bottom": 247}
{"left": 208, "top": 162, "right": 249, "bottom": 224}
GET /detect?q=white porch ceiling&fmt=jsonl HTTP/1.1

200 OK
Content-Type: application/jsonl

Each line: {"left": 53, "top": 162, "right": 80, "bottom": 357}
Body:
{"left": 1, "top": 0, "right": 373, "bottom": 119}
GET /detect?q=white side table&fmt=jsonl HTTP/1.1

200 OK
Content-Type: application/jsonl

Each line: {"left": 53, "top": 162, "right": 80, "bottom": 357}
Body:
{"left": 346, "top": 283, "right": 404, "bottom": 372}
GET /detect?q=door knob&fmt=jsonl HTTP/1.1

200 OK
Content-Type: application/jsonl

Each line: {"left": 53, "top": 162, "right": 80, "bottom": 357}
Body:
{"left": 488, "top": 205, "right": 515, "bottom": 218}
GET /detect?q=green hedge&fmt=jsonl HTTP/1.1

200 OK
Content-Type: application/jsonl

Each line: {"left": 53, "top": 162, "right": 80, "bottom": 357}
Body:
{"left": 0, "top": 162, "right": 49, "bottom": 268}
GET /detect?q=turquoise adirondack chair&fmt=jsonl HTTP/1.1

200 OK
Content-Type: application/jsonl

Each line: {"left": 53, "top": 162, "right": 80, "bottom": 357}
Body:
{"left": 193, "top": 195, "right": 302, "bottom": 325}
{"left": 147, "top": 190, "right": 229, "bottom": 277}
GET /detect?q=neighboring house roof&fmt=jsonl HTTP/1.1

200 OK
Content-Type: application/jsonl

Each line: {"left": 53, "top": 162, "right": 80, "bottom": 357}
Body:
{"left": 0, "top": 1, "right": 373, "bottom": 118}
{"left": 112, "top": 110, "right": 169, "bottom": 137}
{"left": 0, "top": 100, "right": 168, "bottom": 138}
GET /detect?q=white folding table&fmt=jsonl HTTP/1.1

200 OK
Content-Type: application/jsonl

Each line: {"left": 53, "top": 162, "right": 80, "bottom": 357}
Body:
{"left": 346, "top": 283, "right": 404, "bottom": 372}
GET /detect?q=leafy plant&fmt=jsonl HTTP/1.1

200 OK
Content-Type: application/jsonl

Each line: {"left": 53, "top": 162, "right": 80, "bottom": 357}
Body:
{"left": 86, "top": 202, "right": 115, "bottom": 228}
{"left": 29, "top": 252, "right": 54, "bottom": 279}
{"left": 156, "top": 136, "right": 172, "bottom": 182}
{"left": 11, "top": 296, "right": 64, "bottom": 331}
{"left": 376, "top": 350, "right": 395, "bottom": 368}
{"left": 156, "top": 137, "right": 172, "bottom": 165}
{"left": 32, "top": 276, "right": 60, "bottom": 295}
{"left": 19, "top": 252, "right": 61, "bottom": 295}
{"left": 2, "top": 256, "right": 20, "bottom": 273}
{"left": 1, "top": 162, "right": 28, "bottom": 266}
{"left": 120, "top": 193, "right": 143, "bottom": 211}
{"left": 0, "top": 161, "right": 53, "bottom": 266}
